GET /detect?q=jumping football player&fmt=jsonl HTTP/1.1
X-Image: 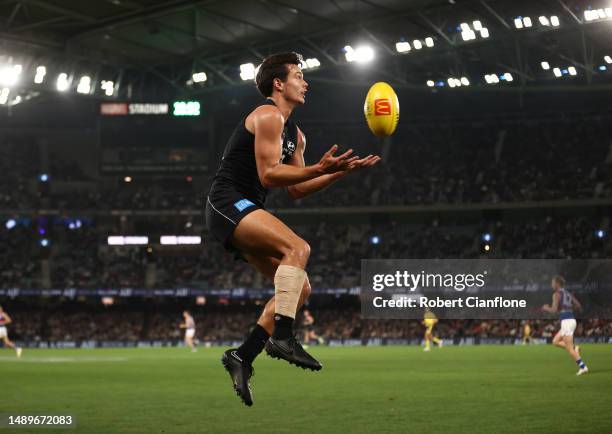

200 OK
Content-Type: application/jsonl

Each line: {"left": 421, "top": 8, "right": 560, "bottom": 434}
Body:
{"left": 206, "top": 52, "right": 380, "bottom": 406}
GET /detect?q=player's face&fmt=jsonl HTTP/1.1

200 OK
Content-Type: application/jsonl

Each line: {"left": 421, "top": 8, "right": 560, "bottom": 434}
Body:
{"left": 282, "top": 64, "right": 308, "bottom": 105}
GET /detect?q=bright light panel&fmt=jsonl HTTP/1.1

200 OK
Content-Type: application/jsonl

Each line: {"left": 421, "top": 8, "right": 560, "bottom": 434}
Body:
{"left": 395, "top": 41, "right": 411, "bottom": 53}
{"left": 239, "top": 63, "right": 255, "bottom": 80}
{"left": 56, "top": 73, "right": 69, "bottom": 91}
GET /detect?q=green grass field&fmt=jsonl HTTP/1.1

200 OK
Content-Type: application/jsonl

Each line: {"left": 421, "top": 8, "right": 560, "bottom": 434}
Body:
{"left": 1, "top": 345, "right": 611, "bottom": 433}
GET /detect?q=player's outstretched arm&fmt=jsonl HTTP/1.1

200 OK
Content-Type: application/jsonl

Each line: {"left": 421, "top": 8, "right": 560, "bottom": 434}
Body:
{"left": 253, "top": 107, "right": 355, "bottom": 189}
{"left": 287, "top": 128, "right": 381, "bottom": 199}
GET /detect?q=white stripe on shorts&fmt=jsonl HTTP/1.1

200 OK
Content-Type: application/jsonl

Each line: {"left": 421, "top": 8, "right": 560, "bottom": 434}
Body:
{"left": 207, "top": 196, "right": 237, "bottom": 225}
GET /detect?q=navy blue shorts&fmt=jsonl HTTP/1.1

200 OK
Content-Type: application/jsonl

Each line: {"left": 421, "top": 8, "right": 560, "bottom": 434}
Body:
{"left": 205, "top": 185, "right": 263, "bottom": 257}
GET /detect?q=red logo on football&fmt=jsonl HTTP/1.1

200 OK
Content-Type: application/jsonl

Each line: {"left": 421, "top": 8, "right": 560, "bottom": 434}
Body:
{"left": 374, "top": 99, "right": 391, "bottom": 115}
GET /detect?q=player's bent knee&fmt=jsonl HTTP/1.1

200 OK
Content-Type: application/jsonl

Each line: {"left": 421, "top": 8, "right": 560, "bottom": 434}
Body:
{"left": 287, "top": 238, "right": 310, "bottom": 262}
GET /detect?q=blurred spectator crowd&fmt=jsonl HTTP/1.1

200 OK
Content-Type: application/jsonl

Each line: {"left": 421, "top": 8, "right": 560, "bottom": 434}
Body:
{"left": 0, "top": 116, "right": 611, "bottom": 210}
{"left": 1, "top": 216, "right": 609, "bottom": 289}
{"left": 5, "top": 303, "right": 611, "bottom": 343}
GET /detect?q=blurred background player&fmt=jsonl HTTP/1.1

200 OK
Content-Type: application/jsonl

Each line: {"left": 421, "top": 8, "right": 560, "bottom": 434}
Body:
{"left": 542, "top": 275, "right": 588, "bottom": 376}
{"left": 301, "top": 309, "right": 324, "bottom": 347}
{"left": 422, "top": 308, "right": 442, "bottom": 352}
{"left": 0, "top": 305, "right": 22, "bottom": 358}
{"left": 522, "top": 321, "right": 532, "bottom": 345}
{"left": 179, "top": 310, "right": 197, "bottom": 352}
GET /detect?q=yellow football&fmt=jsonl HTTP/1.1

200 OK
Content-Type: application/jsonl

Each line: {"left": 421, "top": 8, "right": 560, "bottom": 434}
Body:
{"left": 363, "top": 82, "right": 400, "bottom": 137}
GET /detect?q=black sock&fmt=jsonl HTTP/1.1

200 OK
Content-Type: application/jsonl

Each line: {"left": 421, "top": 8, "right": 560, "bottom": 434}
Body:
{"left": 272, "top": 314, "right": 294, "bottom": 340}
{"left": 236, "top": 324, "right": 270, "bottom": 365}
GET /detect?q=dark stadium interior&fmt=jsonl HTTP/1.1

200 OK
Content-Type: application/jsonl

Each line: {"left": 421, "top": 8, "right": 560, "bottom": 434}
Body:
{"left": 1, "top": 0, "right": 612, "bottom": 346}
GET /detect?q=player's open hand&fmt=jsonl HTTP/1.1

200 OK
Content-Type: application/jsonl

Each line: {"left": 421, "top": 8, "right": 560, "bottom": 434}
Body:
{"left": 345, "top": 154, "right": 381, "bottom": 174}
{"left": 317, "top": 144, "right": 359, "bottom": 174}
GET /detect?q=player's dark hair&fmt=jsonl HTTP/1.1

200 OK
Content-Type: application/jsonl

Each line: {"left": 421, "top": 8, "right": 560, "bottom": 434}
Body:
{"left": 255, "top": 52, "right": 303, "bottom": 97}
{"left": 553, "top": 275, "right": 566, "bottom": 287}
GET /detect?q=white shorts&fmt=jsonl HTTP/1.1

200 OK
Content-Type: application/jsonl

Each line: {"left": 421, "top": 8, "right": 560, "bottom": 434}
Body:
{"left": 559, "top": 319, "right": 576, "bottom": 337}
{"left": 185, "top": 328, "right": 196, "bottom": 339}
{"left": 0, "top": 326, "right": 7, "bottom": 338}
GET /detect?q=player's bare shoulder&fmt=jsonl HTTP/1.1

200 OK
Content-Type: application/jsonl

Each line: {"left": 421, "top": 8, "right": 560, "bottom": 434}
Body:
{"left": 245, "top": 104, "right": 285, "bottom": 134}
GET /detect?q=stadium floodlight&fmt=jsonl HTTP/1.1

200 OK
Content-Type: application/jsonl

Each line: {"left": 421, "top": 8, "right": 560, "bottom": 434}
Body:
{"left": 77, "top": 76, "right": 91, "bottom": 94}
{"left": 395, "top": 41, "right": 411, "bottom": 53}
{"left": 239, "top": 62, "right": 256, "bottom": 80}
{"left": 598, "top": 8, "right": 606, "bottom": 19}
{"left": 514, "top": 17, "right": 523, "bottom": 29}
{"left": 447, "top": 77, "right": 456, "bottom": 88}
{"left": 101, "top": 80, "right": 114, "bottom": 96}
{"left": 460, "top": 77, "right": 470, "bottom": 86}
{"left": 0, "top": 64, "right": 22, "bottom": 86}
{"left": 605, "top": 55, "right": 612, "bottom": 64}
{"left": 480, "top": 28, "right": 490, "bottom": 38}
{"left": 484, "top": 244, "right": 491, "bottom": 252}
{"left": 304, "top": 58, "right": 320, "bottom": 69}
{"left": 550, "top": 15, "right": 560, "bottom": 26}
{"left": 56, "top": 73, "right": 69, "bottom": 91}
{"left": 124, "top": 176, "right": 132, "bottom": 183}
{"left": 600, "top": 65, "right": 608, "bottom": 71}
{"left": 460, "top": 22, "right": 470, "bottom": 32}
{"left": 503, "top": 72, "right": 513, "bottom": 82}
{"left": 192, "top": 72, "right": 207, "bottom": 83}
{"left": 413, "top": 40, "right": 423, "bottom": 50}
{"left": 606, "top": 8, "right": 612, "bottom": 17}
{"left": 472, "top": 20, "right": 482, "bottom": 30}
{"left": 568, "top": 66, "right": 577, "bottom": 76}
{"left": 539, "top": 16, "right": 550, "bottom": 26}
{"left": 426, "top": 80, "right": 435, "bottom": 87}
{"left": 541, "top": 61, "right": 550, "bottom": 70}
{"left": 370, "top": 236, "right": 380, "bottom": 245}
{"left": 461, "top": 30, "right": 476, "bottom": 41}
{"left": 0, "top": 88, "right": 9, "bottom": 104}
{"left": 39, "top": 173, "right": 49, "bottom": 182}
{"left": 483, "top": 233, "right": 492, "bottom": 242}
{"left": 425, "top": 37, "right": 434, "bottom": 47}
{"left": 584, "top": 10, "right": 594, "bottom": 21}
{"left": 523, "top": 17, "right": 532, "bottom": 27}
{"left": 596, "top": 229, "right": 605, "bottom": 238}
{"left": 344, "top": 45, "right": 375, "bottom": 63}
{"left": 5, "top": 219, "right": 16, "bottom": 230}
{"left": 553, "top": 67, "right": 562, "bottom": 77}
{"left": 34, "top": 66, "right": 46, "bottom": 84}
{"left": 40, "top": 239, "right": 49, "bottom": 247}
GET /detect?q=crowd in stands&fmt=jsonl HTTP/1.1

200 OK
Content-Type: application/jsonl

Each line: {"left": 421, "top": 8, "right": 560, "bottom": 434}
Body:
{"left": 0, "top": 116, "right": 611, "bottom": 210}
{"left": 1, "top": 216, "right": 609, "bottom": 289}
{"left": 4, "top": 303, "right": 612, "bottom": 344}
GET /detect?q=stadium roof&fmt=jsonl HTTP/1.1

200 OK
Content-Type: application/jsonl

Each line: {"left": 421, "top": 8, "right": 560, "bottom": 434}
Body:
{"left": 1, "top": 0, "right": 612, "bottom": 100}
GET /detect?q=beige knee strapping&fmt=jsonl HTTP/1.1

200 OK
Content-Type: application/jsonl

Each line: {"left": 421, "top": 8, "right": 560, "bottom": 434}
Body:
{"left": 274, "top": 265, "right": 307, "bottom": 319}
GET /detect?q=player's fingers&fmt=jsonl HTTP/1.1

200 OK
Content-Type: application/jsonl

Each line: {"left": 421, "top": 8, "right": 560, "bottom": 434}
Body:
{"left": 324, "top": 144, "right": 338, "bottom": 156}
{"left": 336, "top": 149, "right": 354, "bottom": 160}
